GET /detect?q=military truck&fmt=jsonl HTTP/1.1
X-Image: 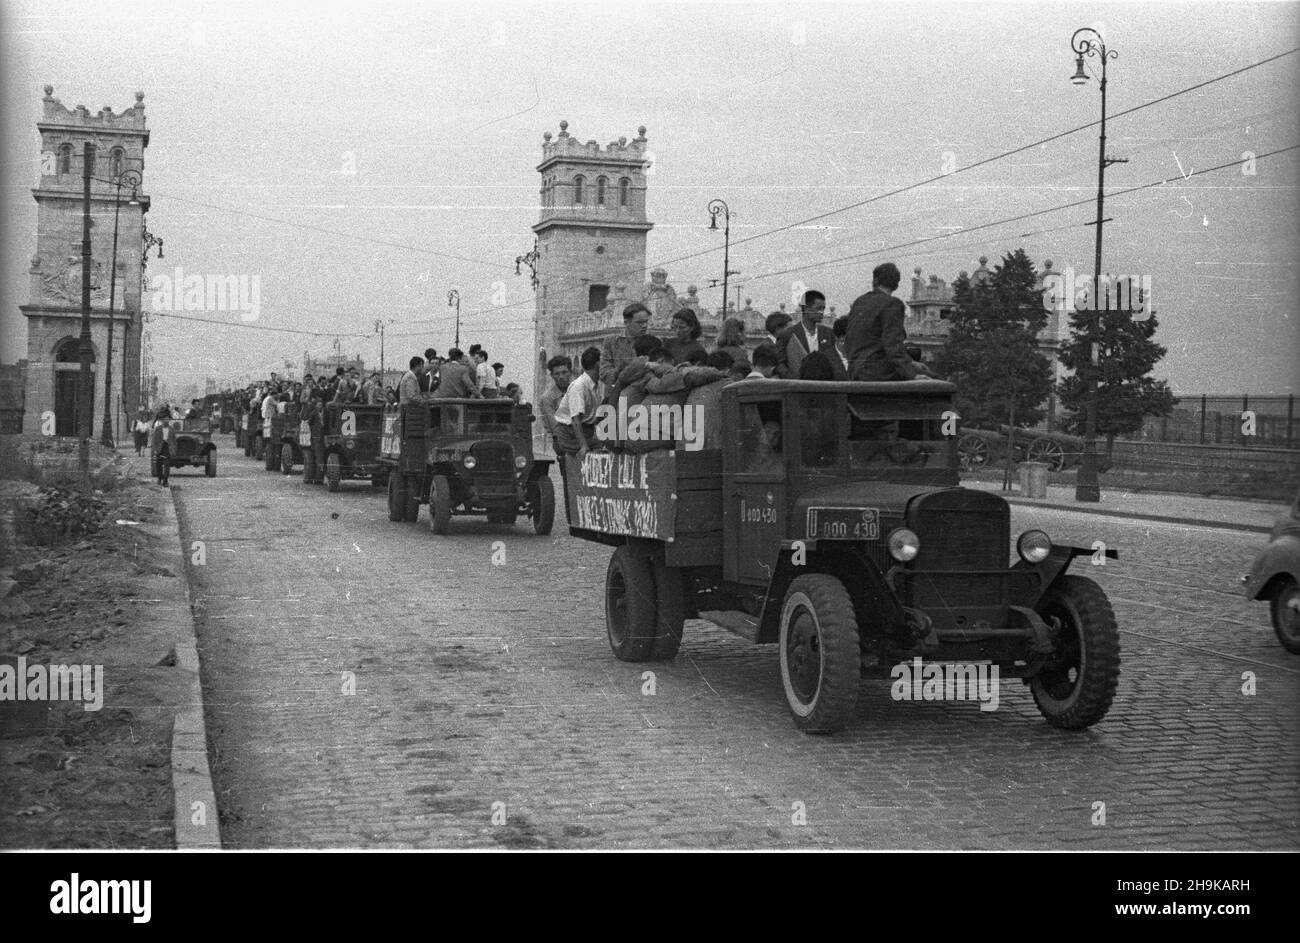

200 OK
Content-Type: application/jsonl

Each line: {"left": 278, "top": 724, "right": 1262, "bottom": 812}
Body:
{"left": 567, "top": 379, "right": 1121, "bottom": 734}
{"left": 379, "top": 399, "right": 555, "bottom": 534}
{"left": 319, "top": 403, "right": 388, "bottom": 492}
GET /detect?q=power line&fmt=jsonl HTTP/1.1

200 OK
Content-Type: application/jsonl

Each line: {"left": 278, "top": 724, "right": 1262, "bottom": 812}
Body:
{"left": 742, "top": 144, "right": 1299, "bottom": 285}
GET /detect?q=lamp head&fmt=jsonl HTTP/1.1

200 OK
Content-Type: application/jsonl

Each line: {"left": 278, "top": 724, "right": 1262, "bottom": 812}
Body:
{"left": 1071, "top": 55, "right": 1089, "bottom": 85}
{"left": 128, "top": 189, "right": 140, "bottom": 206}
{"left": 709, "top": 213, "right": 718, "bottom": 231}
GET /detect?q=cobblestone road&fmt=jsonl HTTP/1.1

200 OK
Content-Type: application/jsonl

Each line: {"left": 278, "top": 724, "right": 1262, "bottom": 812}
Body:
{"left": 173, "top": 435, "right": 1299, "bottom": 849}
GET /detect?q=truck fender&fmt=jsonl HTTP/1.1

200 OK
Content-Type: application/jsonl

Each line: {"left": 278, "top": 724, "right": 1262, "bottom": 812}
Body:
{"left": 1014, "top": 544, "right": 1118, "bottom": 604}
{"left": 1242, "top": 535, "right": 1299, "bottom": 600}
{"left": 755, "top": 542, "right": 907, "bottom": 644}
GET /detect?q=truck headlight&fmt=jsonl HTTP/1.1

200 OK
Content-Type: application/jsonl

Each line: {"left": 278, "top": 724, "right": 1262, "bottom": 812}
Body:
{"left": 1017, "top": 530, "right": 1052, "bottom": 563}
{"left": 514, "top": 456, "right": 528, "bottom": 469}
{"left": 463, "top": 455, "right": 477, "bottom": 469}
{"left": 887, "top": 528, "right": 920, "bottom": 562}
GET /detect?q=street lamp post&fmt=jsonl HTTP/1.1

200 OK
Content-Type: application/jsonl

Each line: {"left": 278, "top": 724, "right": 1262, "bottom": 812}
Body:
{"left": 77, "top": 142, "right": 95, "bottom": 491}
{"left": 374, "top": 319, "right": 386, "bottom": 380}
{"left": 447, "top": 289, "right": 461, "bottom": 349}
{"left": 100, "top": 168, "right": 142, "bottom": 447}
{"left": 707, "top": 199, "right": 732, "bottom": 319}
{"left": 1070, "top": 26, "right": 1121, "bottom": 503}
{"left": 140, "top": 225, "right": 163, "bottom": 413}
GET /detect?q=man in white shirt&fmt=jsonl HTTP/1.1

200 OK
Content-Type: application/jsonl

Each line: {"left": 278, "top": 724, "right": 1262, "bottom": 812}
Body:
{"left": 553, "top": 347, "right": 603, "bottom": 519}
{"left": 474, "top": 350, "right": 499, "bottom": 398}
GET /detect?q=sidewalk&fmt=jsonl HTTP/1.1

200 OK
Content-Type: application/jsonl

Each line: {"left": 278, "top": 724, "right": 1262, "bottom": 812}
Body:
{"left": 964, "top": 480, "right": 1288, "bottom": 534}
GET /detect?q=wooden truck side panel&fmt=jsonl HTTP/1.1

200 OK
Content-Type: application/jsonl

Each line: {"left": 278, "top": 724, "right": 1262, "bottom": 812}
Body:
{"left": 566, "top": 449, "right": 724, "bottom": 566}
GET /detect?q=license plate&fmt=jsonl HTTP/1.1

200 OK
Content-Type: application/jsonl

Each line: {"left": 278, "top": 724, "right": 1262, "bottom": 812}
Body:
{"left": 807, "top": 506, "right": 880, "bottom": 540}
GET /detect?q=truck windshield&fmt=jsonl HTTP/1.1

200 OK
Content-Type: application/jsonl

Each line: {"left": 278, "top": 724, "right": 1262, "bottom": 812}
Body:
{"left": 844, "top": 393, "right": 954, "bottom": 478}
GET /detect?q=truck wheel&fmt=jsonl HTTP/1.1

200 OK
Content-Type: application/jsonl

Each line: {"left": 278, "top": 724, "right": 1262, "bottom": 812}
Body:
{"left": 303, "top": 447, "right": 317, "bottom": 483}
{"left": 325, "top": 453, "right": 342, "bottom": 492}
{"left": 605, "top": 545, "right": 658, "bottom": 661}
{"left": 1269, "top": 577, "right": 1300, "bottom": 654}
{"left": 254, "top": 436, "right": 265, "bottom": 461}
{"left": 1031, "top": 575, "right": 1121, "bottom": 729}
{"left": 387, "top": 471, "right": 406, "bottom": 522}
{"left": 779, "top": 574, "right": 860, "bottom": 734}
{"left": 429, "top": 475, "right": 451, "bottom": 534}
{"left": 403, "top": 475, "right": 422, "bottom": 523}
{"left": 648, "top": 558, "right": 685, "bottom": 660}
{"left": 281, "top": 444, "right": 294, "bottom": 475}
{"left": 205, "top": 452, "right": 217, "bottom": 478}
{"left": 529, "top": 475, "right": 555, "bottom": 536}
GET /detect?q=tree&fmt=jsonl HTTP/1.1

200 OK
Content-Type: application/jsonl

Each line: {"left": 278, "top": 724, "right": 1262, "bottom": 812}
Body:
{"left": 1056, "top": 288, "right": 1175, "bottom": 465}
{"left": 936, "top": 250, "right": 1054, "bottom": 487}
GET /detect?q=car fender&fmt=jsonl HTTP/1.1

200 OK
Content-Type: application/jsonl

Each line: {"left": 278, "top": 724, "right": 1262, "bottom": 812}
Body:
{"left": 1013, "top": 544, "right": 1118, "bottom": 604}
{"left": 1243, "top": 535, "right": 1300, "bottom": 600}
{"left": 756, "top": 541, "right": 906, "bottom": 644}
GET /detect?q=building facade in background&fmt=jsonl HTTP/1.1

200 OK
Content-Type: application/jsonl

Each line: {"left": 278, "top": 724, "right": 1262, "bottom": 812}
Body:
{"left": 20, "top": 86, "right": 150, "bottom": 438}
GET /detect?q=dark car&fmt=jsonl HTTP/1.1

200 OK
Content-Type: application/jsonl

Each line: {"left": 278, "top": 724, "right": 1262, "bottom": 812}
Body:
{"left": 320, "top": 403, "right": 389, "bottom": 492}
{"left": 567, "top": 379, "right": 1122, "bottom": 734}
{"left": 1243, "top": 490, "right": 1300, "bottom": 654}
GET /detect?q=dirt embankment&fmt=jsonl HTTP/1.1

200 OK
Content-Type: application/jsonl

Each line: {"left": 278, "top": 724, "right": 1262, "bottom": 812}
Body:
{"left": 1, "top": 446, "right": 189, "bottom": 848}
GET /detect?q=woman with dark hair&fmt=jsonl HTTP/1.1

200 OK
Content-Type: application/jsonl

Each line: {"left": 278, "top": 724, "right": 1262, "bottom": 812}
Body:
{"left": 664, "top": 308, "right": 706, "bottom": 365}
{"left": 712, "top": 317, "right": 749, "bottom": 366}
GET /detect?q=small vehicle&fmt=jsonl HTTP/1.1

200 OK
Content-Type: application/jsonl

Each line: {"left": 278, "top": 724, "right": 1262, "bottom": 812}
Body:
{"left": 568, "top": 379, "right": 1122, "bottom": 734}
{"left": 957, "top": 426, "right": 1107, "bottom": 473}
{"left": 152, "top": 417, "right": 217, "bottom": 480}
{"left": 320, "top": 403, "right": 389, "bottom": 492}
{"left": 1243, "top": 489, "right": 1300, "bottom": 654}
{"left": 379, "top": 399, "right": 554, "bottom": 534}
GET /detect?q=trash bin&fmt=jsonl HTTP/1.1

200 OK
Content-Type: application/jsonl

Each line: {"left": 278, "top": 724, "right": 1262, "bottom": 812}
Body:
{"left": 1019, "top": 461, "right": 1049, "bottom": 499}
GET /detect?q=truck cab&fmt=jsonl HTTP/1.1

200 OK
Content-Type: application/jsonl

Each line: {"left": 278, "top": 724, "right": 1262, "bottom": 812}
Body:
{"left": 568, "top": 379, "right": 1121, "bottom": 735}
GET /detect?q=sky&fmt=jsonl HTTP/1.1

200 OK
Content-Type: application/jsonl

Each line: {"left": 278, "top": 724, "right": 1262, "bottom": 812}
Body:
{"left": 3, "top": 0, "right": 1298, "bottom": 401}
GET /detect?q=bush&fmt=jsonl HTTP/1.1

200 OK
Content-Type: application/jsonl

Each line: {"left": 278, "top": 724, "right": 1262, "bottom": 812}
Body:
{"left": 19, "top": 486, "right": 109, "bottom": 545}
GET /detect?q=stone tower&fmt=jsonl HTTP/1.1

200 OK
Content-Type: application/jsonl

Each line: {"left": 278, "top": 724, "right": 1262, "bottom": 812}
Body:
{"left": 21, "top": 85, "right": 150, "bottom": 437}
{"left": 531, "top": 120, "right": 652, "bottom": 399}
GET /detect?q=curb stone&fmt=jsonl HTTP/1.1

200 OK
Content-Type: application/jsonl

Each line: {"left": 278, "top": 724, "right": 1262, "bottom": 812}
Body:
{"left": 999, "top": 496, "right": 1273, "bottom": 535}
{"left": 151, "top": 483, "right": 221, "bottom": 849}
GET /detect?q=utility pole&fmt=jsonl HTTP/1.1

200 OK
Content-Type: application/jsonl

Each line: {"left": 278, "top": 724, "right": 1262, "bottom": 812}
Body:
{"left": 447, "top": 289, "right": 461, "bottom": 349}
{"left": 78, "top": 142, "right": 95, "bottom": 492}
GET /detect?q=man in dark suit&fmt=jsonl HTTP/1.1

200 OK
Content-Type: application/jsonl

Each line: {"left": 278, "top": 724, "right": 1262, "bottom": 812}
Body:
{"left": 846, "top": 262, "right": 932, "bottom": 382}
{"left": 775, "top": 289, "right": 837, "bottom": 378}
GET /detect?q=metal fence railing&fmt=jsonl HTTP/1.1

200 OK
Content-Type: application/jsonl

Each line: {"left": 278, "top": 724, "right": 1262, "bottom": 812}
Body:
{"left": 1135, "top": 394, "right": 1297, "bottom": 449}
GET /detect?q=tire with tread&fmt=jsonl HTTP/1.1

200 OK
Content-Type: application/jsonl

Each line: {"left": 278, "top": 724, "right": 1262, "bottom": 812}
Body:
{"left": 325, "top": 453, "right": 342, "bottom": 492}
{"left": 1031, "top": 575, "right": 1121, "bottom": 729}
{"left": 779, "top": 574, "right": 860, "bottom": 734}
{"left": 302, "top": 447, "right": 317, "bottom": 484}
{"left": 605, "top": 545, "right": 658, "bottom": 661}
{"left": 387, "top": 471, "right": 406, "bottom": 522}
{"left": 529, "top": 475, "right": 555, "bottom": 536}
{"left": 429, "top": 475, "right": 451, "bottom": 534}
{"left": 648, "top": 558, "right": 685, "bottom": 660}
{"left": 403, "top": 475, "right": 422, "bottom": 523}
{"left": 205, "top": 452, "right": 217, "bottom": 478}
{"left": 1269, "top": 576, "right": 1300, "bottom": 654}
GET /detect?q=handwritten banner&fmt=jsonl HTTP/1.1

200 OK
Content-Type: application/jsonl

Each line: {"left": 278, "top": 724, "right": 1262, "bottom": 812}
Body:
{"left": 570, "top": 451, "right": 675, "bottom": 541}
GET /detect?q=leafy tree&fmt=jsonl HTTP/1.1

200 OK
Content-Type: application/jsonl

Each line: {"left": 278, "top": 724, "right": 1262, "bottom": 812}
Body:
{"left": 1057, "top": 290, "right": 1175, "bottom": 465}
{"left": 936, "top": 250, "right": 1053, "bottom": 484}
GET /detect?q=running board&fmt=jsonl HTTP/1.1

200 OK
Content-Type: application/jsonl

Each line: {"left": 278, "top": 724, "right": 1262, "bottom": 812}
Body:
{"left": 699, "top": 610, "right": 761, "bottom": 642}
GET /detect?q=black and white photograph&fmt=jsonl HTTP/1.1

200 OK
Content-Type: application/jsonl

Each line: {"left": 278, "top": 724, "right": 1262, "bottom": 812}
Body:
{"left": 0, "top": 0, "right": 1296, "bottom": 885}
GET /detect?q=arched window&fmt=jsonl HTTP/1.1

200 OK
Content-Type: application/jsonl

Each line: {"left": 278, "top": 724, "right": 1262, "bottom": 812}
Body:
{"left": 54, "top": 337, "right": 91, "bottom": 363}
{"left": 58, "top": 144, "right": 72, "bottom": 176}
{"left": 110, "top": 147, "right": 124, "bottom": 178}
{"left": 619, "top": 178, "right": 630, "bottom": 207}
{"left": 596, "top": 176, "right": 607, "bottom": 205}
{"left": 573, "top": 175, "right": 585, "bottom": 204}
